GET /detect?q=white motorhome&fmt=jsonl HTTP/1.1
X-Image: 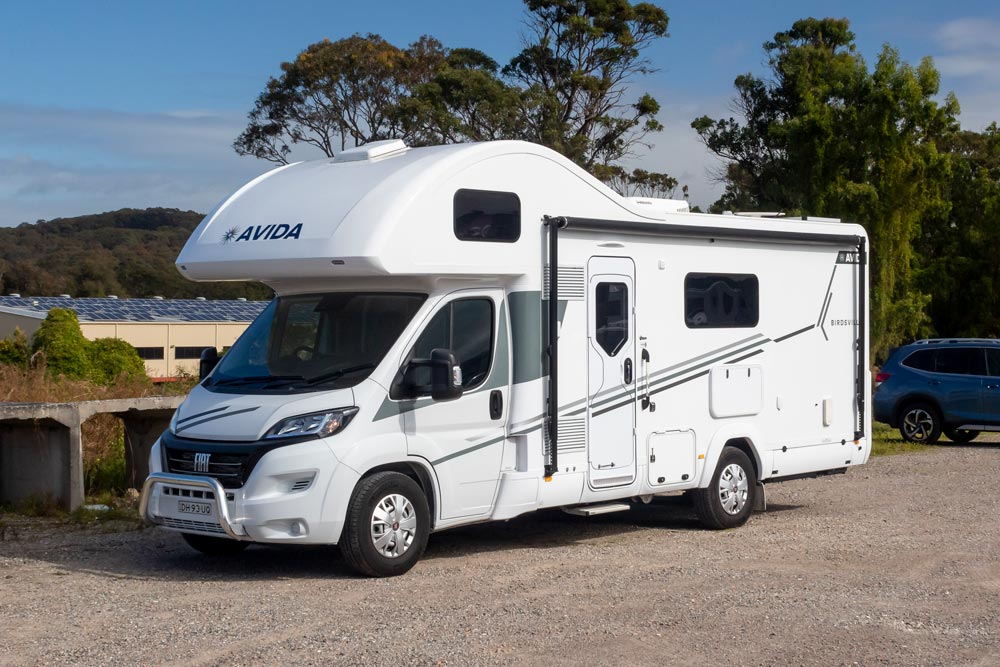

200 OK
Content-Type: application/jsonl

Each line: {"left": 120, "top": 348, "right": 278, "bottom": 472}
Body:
{"left": 140, "top": 139, "right": 871, "bottom": 577}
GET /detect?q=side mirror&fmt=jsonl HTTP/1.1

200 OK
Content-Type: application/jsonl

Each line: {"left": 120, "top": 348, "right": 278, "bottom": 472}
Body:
{"left": 199, "top": 347, "right": 220, "bottom": 381}
{"left": 402, "top": 348, "right": 464, "bottom": 401}
{"left": 429, "top": 348, "right": 463, "bottom": 401}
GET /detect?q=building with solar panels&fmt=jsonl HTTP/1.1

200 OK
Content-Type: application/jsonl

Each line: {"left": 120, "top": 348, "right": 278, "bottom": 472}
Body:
{"left": 0, "top": 295, "right": 268, "bottom": 379}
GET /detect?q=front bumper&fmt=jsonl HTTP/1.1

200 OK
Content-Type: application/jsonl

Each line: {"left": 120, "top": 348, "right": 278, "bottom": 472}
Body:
{"left": 140, "top": 472, "right": 246, "bottom": 540}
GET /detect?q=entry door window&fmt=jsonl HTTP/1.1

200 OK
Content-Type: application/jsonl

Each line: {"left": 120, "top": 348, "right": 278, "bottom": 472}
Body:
{"left": 595, "top": 282, "right": 629, "bottom": 356}
{"left": 407, "top": 298, "right": 495, "bottom": 392}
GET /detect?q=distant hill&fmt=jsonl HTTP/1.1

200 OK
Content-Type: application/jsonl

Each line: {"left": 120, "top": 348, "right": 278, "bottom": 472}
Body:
{"left": 0, "top": 208, "right": 271, "bottom": 300}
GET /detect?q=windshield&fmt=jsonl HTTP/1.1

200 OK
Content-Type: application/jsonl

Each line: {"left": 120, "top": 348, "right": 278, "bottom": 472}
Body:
{"left": 207, "top": 292, "right": 426, "bottom": 392}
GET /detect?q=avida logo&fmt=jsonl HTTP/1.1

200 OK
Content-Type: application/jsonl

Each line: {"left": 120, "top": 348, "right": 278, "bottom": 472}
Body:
{"left": 221, "top": 224, "right": 303, "bottom": 244}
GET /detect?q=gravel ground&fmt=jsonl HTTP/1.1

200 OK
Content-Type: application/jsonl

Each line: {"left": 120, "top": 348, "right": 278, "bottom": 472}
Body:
{"left": 2, "top": 443, "right": 1000, "bottom": 667}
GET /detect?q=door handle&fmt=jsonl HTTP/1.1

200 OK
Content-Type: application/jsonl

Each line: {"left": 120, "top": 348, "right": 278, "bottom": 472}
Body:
{"left": 928, "top": 380, "right": 941, "bottom": 386}
{"left": 623, "top": 358, "right": 633, "bottom": 385}
{"left": 489, "top": 390, "right": 503, "bottom": 420}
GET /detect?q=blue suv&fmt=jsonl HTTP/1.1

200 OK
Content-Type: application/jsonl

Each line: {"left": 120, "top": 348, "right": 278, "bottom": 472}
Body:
{"left": 874, "top": 339, "right": 1000, "bottom": 443}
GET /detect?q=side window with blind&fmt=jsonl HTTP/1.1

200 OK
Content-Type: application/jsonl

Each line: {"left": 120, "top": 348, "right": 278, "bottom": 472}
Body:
{"left": 684, "top": 273, "right": 759, "bottom": 328}
{"left": 454, "top": 189, "right": 520, "bottom": 243}
{"left": 395, "top": 298, "right": 495, "bottom": 397}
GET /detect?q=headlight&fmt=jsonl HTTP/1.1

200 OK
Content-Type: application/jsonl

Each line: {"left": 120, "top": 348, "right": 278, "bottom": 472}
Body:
{"left": 265, "top": 407, "right": 359, "bottom": 439}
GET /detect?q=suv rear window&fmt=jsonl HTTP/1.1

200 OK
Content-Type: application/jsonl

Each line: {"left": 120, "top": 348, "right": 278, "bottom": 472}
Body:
{"left": 902, "top": 349, "right": 935, "bottom": 371}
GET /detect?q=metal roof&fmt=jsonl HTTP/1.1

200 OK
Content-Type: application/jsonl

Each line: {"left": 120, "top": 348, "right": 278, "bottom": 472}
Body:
{"left": 0, "top": 296, "right": 268, "bottom": 323}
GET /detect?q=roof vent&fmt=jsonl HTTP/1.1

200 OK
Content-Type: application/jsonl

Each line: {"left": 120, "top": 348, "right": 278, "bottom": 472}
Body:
{"left": 237, "top": 297, "right": 247, "bottom": 302}
{"left": 107, "top": 295, "right": 119, "bottom": 299}
{"left": 335, "top": 138, "right": 408, "bottom": 163}
{"left": 195, "top": 297, "right": 207, "bottom": 301}
{"left": 58, "top": 294, "right": 71, "bottom": 298}
{"left": 10, "top": 293, "right": 21, "bottom": 298}
{"left": 153, "top": 296, "right": 164, "bottom": 300}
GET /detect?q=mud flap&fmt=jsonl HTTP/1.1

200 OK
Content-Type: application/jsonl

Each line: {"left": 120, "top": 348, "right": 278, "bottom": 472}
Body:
{"left": 753, "top": 482, "right": 767, "bottom": 512}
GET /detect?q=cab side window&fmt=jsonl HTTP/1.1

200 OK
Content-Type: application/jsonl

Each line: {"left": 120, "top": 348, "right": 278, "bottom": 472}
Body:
{"left": 399, "top": 298, "right": 494, "bottom": 396}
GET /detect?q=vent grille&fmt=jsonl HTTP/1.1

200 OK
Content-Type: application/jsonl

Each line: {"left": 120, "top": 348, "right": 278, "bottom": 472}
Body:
{"left": 557, "top": 417, "right": 586, "bottom": 453}
{"left": 290, "top": 479, "right": 312, "bottom": 492}
{"left": 165, "top": 449, "right": 250, "bottom": 489}
{"left": 157, "top": 517, "right": 226, "bottom": 534}
{"left": 543, "top": 266, "right": 586, "bottom": 301}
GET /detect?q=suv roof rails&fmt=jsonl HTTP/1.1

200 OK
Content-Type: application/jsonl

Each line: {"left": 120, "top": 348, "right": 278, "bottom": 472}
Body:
{"left": 912, "top": 338, "right": 1000, "bottom": 345}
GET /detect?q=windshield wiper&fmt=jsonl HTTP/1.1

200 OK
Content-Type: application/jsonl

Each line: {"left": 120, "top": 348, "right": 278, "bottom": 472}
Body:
{"left": 210, "top": 374, "right": 300, "bottom": 387}
{"left": 301, "top": 363, "right": 377, "bottom": 387}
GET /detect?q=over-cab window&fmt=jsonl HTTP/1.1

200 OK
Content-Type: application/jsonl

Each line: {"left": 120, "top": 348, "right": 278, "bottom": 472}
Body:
{"left": 407, "top": 298, "right": 495, "bottom": 391}
{"left": 684, "top": 273, "right": 759, "bottom": 328}
{"left": 454, "top": 189, "right": 520, "bottom": 243}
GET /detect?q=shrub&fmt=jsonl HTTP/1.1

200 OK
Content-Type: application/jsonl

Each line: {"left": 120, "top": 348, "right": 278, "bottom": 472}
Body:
{"left": 88, "top": 338, "right": 146, "bottom": 385}
{"left": 31, "top": 308, "right": 92, "bottom": 380}
{"left": 0, "top": 327, "right": 29, "bottom": 367}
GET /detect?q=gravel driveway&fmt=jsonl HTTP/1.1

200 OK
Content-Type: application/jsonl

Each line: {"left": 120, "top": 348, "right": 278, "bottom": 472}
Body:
{"left": 2, "top": 443, "right": 999, "bottom": 667}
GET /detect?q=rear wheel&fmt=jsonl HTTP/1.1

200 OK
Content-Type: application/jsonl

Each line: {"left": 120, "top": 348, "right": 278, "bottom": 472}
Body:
{"left": 340, "top": 471, "right": 430, "bottom": 577}
{"left": 899, "top": 402, "right": 941, "bottom": 444}
{"left": 944, "top": 428, "right": 979, "bottom": 443}
{"left": 181, "top": 532, "right": 249, "bottom": 556}
{"left": 693, "top": 448, "right": 757, "bottom": 529}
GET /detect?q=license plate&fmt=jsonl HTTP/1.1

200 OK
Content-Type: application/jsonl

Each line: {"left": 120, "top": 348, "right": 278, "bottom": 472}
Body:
{"left": 177, "top": 501, "right": 213, "bottom": 516}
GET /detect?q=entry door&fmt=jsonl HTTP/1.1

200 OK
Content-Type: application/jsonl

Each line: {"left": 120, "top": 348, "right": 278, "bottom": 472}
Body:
{"left": 587, "top": 257, "right": 637, "bottom": 488}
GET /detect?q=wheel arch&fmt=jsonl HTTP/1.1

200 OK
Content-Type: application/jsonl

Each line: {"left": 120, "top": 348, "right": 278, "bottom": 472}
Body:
{"left": 895, "top": 394, "right": 942, "bottom": 424}
{"left": 361, "top": 459, "right": 439, "bottom": 529}
{"left": 698, "top": 425, "right": 765, "bottom": 487}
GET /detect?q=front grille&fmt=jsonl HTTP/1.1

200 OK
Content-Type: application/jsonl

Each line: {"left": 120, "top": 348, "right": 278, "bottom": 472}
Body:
{"left": 158, "top": 517, "right": 226, "bottom": 534}
{"left": 165, "top": 449, "right": 250, "bottom": 488}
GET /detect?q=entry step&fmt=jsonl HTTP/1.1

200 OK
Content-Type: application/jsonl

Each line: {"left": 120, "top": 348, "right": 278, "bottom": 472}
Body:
{"left": 562, "top": 502, "right": 631, "bottom": 517}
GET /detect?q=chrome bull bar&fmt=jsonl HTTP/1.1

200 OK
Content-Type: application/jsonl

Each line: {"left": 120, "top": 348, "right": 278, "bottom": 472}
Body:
{"left": 139, "top": 472, "right": 246, "bottom": 541}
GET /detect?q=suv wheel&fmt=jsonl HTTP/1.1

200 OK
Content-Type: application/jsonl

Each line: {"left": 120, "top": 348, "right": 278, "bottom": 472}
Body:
{"left": 943, "top": 428, "right": 979, "bottom": 444}
{"left": 899, "top": 402, "right": 942, "bottom": 444}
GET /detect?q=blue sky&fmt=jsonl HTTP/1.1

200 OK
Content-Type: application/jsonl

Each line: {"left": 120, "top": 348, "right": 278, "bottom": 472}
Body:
{"left": 1, "top": 0, "right": 998, "bottom": 224}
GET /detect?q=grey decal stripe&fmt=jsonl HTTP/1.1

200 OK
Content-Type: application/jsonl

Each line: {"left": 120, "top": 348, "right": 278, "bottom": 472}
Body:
{"left": 593, "top": 368, "right": 713, "bottom": 417}
{"left": 818, "top": 291, "right": 833, "bottom": 328}
{"left": 727, "top": 349, "right": 764, "bottom": 364}
{"left": 773, "top": 324, "right": 814, "bottom": 343}
{"left": 817, "top": 264, "right": 837, "bottom": 324}
{"left": 175, "top": 405, "right": 229, "bottom": 426}
{"left": 572, "top": 339, "right": 770, "bottom": 415}
{"left": 175, "top": 406, "right": 260, "bottom": 433}
{"left": 561, "top": 333, "right": 766, "bottom": 414}
{"left": 431, "top": 435, "right": 506, "bottom": 465}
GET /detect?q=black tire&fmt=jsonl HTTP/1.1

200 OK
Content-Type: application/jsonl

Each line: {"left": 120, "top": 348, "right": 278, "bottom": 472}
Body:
{"left": 340, "top": 471, "right": 430, "bottom": 577}
{"left": 693, "top": 448, "right": 757, "bottom": 530}
{"left": 898, "top": 402, "right": 942, "bottom": 444}
{"left": 944, "top": 428, "right": 979, "bottom": 443}
{"left": 181, "top": 532, "right": 249, "bottom": 556}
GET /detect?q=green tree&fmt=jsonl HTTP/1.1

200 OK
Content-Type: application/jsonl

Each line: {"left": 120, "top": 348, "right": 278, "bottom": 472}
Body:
{"left": 234, "top": 34, "right": 448, "bottom": 163}
{"left": 87, "top": 338, "right": 146, "bottom": 385}
{"left": 31, "top": 308, "right": 92, "bottom": 380}
{"left": 692, "top": 18, "right": 959, "bottom": 359}
{"left": 504, "top": 0, "right": 670, "bottom": 169}
{"left": 0, "top": 327, "right": 29, "bottom": 367}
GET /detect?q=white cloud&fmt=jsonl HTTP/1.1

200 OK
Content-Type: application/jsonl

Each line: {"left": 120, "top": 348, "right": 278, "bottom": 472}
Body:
{"left": 933, "top": 18, "right": 1000, "bottom": 129}
{"left": 0, "top": 104, "right": 285, "bottom": 225}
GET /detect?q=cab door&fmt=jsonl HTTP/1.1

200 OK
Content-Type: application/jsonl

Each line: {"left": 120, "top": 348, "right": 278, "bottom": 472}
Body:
{"left": 399, "top": 290, "right": 510, "bottom": 519}
{"left": 586, "top": 257, "right": 637, "bottom": 488}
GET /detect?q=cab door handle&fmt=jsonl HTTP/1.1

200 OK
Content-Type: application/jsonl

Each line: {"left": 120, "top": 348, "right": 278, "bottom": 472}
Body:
{"left": 623, "top": 358, "right": 633, "bottom": 385}
{"left": 489, "top": 390, "right": 503, "bottom": 420}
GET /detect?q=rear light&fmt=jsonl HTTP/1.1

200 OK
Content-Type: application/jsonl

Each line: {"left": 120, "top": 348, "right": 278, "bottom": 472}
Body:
{"left": 875, "top": 372, "right": 890, "bottom": 387}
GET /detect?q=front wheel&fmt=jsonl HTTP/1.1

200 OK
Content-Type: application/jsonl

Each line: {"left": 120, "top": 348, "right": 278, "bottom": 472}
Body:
{"left": 944, "top": 428, "right": 979, "bottom": 443}
{"left": 340, "top": 471, "right": 430, "bottom": 577}
{"left": 693, "top": 448, "right": 757, "bottom": 529}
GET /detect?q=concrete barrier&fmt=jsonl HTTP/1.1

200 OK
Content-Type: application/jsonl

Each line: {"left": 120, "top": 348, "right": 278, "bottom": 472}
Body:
{"left": 0, "top": 396, "right": 183, "bottom": 510}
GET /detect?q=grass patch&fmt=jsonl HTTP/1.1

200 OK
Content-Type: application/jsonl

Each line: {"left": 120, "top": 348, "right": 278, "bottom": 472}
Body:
{"left": 871, "top": 422, "right": 936, "bottom": 456}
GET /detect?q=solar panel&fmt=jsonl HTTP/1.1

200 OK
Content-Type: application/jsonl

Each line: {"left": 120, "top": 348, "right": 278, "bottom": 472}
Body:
{"left": 0, "top": 296, "right": 269, "bottom": 323}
